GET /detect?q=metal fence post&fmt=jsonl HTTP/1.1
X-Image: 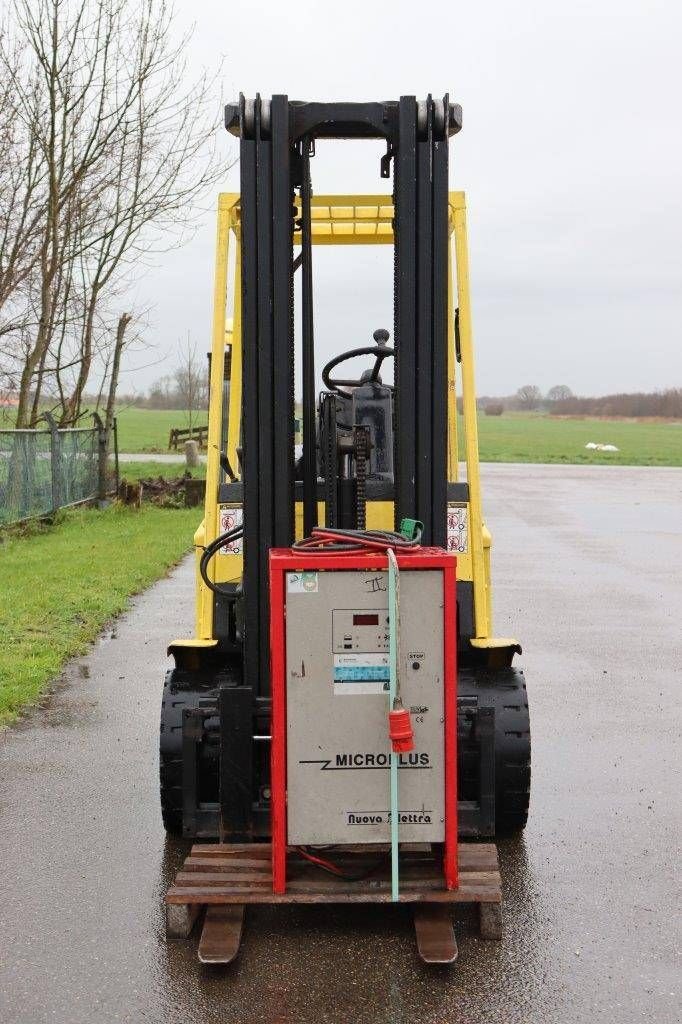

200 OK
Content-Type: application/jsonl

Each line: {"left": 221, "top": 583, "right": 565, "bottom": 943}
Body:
{"left": 44, "top": 412, "right": 60, "bottom": 514}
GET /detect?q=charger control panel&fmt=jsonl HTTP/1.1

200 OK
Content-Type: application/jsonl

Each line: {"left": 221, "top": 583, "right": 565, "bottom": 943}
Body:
{"left": 332, "top": 609, "right": 390, "bottom": 653}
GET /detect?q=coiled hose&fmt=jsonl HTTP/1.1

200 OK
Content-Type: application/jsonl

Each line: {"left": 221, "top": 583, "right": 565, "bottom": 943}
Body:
{"left": 199, "top": 524, "right": 244, "bottom": 595}
{"left": 201, "top": 524, "right": 422, "bottom": 593}
{"left": 292, "top": 526, "right": 422, "bottom": 553}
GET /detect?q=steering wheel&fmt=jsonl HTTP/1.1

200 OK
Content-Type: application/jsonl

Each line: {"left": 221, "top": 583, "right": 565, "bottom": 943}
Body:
{"left": 322, "top": 329, "right": 394, "bottom": 398}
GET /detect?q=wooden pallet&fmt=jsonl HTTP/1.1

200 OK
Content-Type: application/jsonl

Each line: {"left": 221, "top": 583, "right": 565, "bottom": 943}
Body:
{"left": 166, "top": 842, "right": 502, "bottom": 964}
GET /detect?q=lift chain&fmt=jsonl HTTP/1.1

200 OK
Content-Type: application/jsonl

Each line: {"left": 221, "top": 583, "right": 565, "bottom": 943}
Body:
{"left": 353, "top": 425, "right": 370, "bottom": 530}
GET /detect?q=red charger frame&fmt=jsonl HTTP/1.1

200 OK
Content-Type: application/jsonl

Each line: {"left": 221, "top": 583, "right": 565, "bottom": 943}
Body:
{"left": 269, "top": 547, "right": 458, "bottom": 896}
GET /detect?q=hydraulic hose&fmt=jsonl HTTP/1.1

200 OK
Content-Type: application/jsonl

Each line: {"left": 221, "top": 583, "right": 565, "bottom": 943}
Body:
{"left": 199, "top": 524, "right": 244, "bottom": 595}
{"left": 201, "top": 523, "right": 421, "bottom": 590}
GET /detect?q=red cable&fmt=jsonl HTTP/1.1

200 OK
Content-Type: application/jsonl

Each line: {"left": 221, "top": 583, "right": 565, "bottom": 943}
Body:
{"left": 295, "top": 528, "right": 420, "bottom": 554}
{"left": 295, "top": 847, "right": 348, "bottom": 875}
{"left": 295, "top": 846, "right": 388, "bottom": 881}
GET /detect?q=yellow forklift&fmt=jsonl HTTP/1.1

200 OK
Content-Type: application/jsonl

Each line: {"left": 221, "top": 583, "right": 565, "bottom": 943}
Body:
{"left": 160, "top": 95, "right": 531, "bottom": 857}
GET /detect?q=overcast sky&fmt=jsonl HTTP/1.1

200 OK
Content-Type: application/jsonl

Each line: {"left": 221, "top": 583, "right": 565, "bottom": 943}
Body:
{"left": 121, "top": 0, "right": 682, "bottom": 397}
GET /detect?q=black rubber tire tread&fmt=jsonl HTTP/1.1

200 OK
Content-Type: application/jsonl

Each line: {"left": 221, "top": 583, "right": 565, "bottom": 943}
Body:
{"left": 159, "top": 660, "right": 242, "bottom": 837}
{"left": 458, "top": 666, "right": 531, "bottom": 834}
{"left": 159, "top": 672, "right": 192, "bottom": 835}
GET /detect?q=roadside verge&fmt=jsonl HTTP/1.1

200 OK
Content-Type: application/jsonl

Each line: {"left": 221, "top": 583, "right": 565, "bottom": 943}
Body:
{"left": 0, "top": 505, "right": 198, "bottom": 726}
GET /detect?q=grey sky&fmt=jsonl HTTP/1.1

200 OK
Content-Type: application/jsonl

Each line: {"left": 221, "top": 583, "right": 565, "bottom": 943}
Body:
{"left": 122, "top": 0, "right": 682, "bottom": 397}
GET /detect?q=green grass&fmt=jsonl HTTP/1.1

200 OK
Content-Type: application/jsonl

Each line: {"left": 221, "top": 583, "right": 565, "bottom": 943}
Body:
{"left": 113, "top": 459, "right": 206, "bottom": 483}
{"left": 113, "top": 407, "right": 206, "bottom": 453}
{"left": 114, "top": 407, "right": 680, "bottom": 464}
{"left": 0, "top": 504, "right": 198, "bottom": 726}
{"left": 0, "top": 405, "right": 205, "bottom": 454}
{"left": 5, "top": 404, "right": 680, "bottom": 465}
{"left": 464, "top": 413, "right": 681, "bottom": 466}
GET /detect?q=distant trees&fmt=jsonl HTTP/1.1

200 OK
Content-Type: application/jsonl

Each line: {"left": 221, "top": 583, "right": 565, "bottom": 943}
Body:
{"left": 516, "top": 384, "right": 542, "bottom": 410}
{"left": 474, "top": 387, "right": 680, "bottom": 418}
{"left": 173, "top": 338, "right": 208, "bottom": 428}
{"left": 131, "top": 344, "right": 209, "bottom": 413}
{"left": 0, "top": 0, "right": 224, "bottom": 429}
{"left": 547, "top": 388, "right": 682, "bottom": 418}
{"left": 547, "top": 384, "right": 573, "bottom": 403}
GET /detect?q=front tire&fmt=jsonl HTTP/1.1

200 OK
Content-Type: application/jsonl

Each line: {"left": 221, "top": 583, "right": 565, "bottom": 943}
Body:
{"left": 159, "top": 671, "right": 189, "bottom": 835}
{"left": 159, "top": 670, "right": 219, "bottom": 836}
{"left": 159, "top": 660, "right": 240, "bottom": 837}
{"left": 458, "top": 666, "right": 531, "bottom": 834}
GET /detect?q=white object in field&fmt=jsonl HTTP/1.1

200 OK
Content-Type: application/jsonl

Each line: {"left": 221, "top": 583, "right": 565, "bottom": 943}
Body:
{"left": 585, "top": 442, "right": 619, "bottom": 452}
{"left": 217, "top": 504, "right": 243, "bottom": 554}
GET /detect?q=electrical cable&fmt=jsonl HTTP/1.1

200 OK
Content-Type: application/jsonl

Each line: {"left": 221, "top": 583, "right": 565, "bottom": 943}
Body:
{"left": 387, "top": 546, "right": 401, "bottom": 901}
{"left": 198, "top": 524, "right": 244, "bottom": 595}
{"left": 296, "top": 846, "right": 388, "bottom": 881}
{"left": 200, "top": 523, "right": 421, "bottom": 594}
{"left": 292, "top": 526, "right": 422, "bottom": 554}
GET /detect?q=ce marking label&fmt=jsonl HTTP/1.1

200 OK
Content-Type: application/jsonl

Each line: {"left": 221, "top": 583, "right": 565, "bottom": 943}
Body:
{"left": 410, "top": 703, "right": 429, "bottom": 724}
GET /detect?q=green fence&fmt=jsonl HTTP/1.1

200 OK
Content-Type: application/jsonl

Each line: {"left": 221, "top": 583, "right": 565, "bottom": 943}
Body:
{"left": 0, "top": 416, "right": 107, "bottom": 525}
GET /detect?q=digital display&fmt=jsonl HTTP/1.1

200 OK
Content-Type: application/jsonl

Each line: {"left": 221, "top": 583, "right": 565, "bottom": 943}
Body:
{"left": 353, "top": 613, "right": 379, "bottom": 626}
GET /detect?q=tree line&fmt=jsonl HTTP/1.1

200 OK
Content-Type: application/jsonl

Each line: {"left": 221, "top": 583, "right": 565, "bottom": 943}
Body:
{"left": 113, "top": 340, "right": 208, "bottom": 412}
{"left": 0, "top": 0, "right": 223, "bottom": 438}
{"left": 476, "top": 386, "right": 682, "bottom": 418}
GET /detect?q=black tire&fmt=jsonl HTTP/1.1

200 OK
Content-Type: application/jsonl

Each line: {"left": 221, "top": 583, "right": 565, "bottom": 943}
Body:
{"left": 159, "top": 670, "right": 220, "bottom": 835}
{"left": 458, "top": 666, "right": 531, "bottom": 834}
{"left": 159, "top": 671, "right": 190, "bottom": 835}
{"left": 159, "top": 660, "right": 241, "bottom": 837}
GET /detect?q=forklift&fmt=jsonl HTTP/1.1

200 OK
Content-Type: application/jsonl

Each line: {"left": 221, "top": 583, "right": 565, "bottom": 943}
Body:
{"left": 161, "top": 95, "right": 531, "bottom": 960}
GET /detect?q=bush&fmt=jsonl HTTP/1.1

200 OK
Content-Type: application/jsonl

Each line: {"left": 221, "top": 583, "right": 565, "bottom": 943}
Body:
{"left": 485, "top": 402, "right": 504, "bottom": 416}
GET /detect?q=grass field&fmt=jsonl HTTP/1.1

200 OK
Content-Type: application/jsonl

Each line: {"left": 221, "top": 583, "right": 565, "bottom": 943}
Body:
{"left": 470, "top": 414, "right": 681, "bottom": 466}
{"left": 0, "top": 407, "right": 206, "bottom": 451}
{"left": 113, "top": 407, "right": 207, "bottom": 453}
{"left": 4, "top": 404, "right": 680, "bottom": 465}
{"left": 113, "top": 407, "right": 680, "bottom": 466}
{"left": 0, "top": 505, "right": 197, "bottom": 726}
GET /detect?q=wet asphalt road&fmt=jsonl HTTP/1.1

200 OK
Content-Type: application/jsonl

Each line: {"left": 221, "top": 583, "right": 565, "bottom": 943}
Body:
{"left": 0, "top": 464, "right": 680, "bottom": 1024}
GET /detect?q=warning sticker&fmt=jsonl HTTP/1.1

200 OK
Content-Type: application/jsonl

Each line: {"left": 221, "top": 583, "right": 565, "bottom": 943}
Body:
{"left": 218, "top": 505, "right": 243, "bottom": 554}
{"left": 287, "top": 571, "right": 319, "bottom": 594}
{"left": 447, "top": 503, "right": 468, "bottom": 554}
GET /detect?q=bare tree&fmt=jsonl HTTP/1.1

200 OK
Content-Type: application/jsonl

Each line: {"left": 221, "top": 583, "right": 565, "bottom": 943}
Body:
{"left": 0, "top": 0, "right": 225, "bottom": 427}
{"left": 174, "top": 335, "right": 207, "bottom": 432}
{"left": 516, "top": 384, "right": 542, "bottom": 410}
{"left": 103, "top": 312, "right": 132, "bottom": 445}
{"left": 0, "top": 28, "right": 47, "bottom": 388}
{"left": 547, "top": 384, "right": 573, "bottom": 403}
